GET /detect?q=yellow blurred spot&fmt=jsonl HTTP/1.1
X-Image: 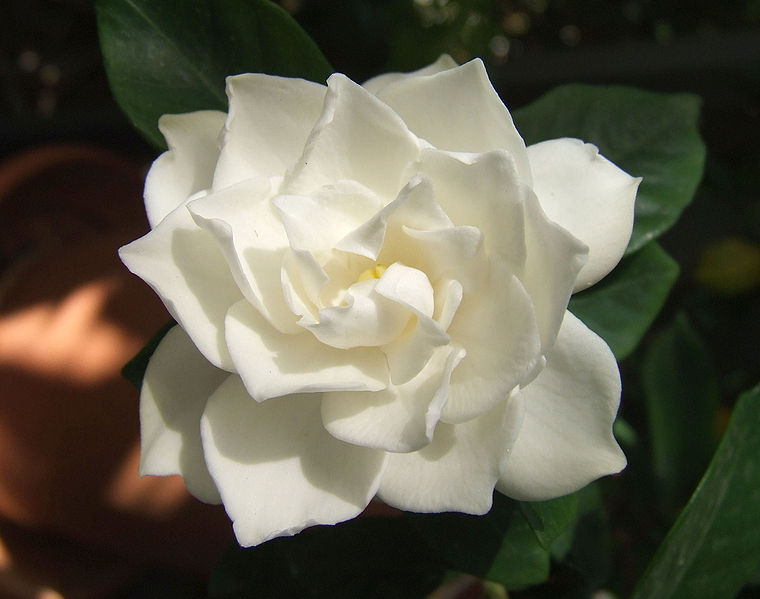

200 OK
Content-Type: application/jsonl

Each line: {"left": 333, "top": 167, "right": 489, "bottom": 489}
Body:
{"left": 357, "top": 264, "right": 388, "bottom": 282}
{"left": 693, "top": 236, "right": 760, "bottom": 296}
{"left": 503, "top": 11, "right": 530, "bottom": 36}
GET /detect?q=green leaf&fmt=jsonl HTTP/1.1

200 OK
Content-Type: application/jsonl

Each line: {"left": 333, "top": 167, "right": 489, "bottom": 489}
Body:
{"left": 513, "top": 84, "right": 705, "bottom": 253}
{"left": 642, "top": 313, "right": 720, "bottom": 514}
{"left": 569, "top": 242, "right": 679, "bottom": 360}
{"left": 631, "top": 383, "right": 760, "bottom": 599}
{"left": 520, "top": 495, "right": 579, "bottom": 553}
{"left": 96, "top": 0, "right": 332, "bottom": 148}
{"left": 121, "top": 319, "right": 175, "bottom": 388}
{"left": 209, "top": 517, "right": 444, "bottom": 599}
{"left": 556, "top": 483, "right": 613, "bottom": 591}
{"left": 408, "top": 493, "right": 577, "bottom": 589}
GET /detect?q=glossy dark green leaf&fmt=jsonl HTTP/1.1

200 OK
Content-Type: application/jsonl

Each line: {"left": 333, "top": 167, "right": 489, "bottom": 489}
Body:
{"left": 513, "top": 84, "right": 705, "bottom": 253}
{"left": 631, "top": 383, "right": 760, "bottom": 599}
{"left": 556, "top": 483, "right": 613, "bottom": 592}
{"left": 519, "top": 495, "right": 579, "bottom": 553}
{"left": 208, "top": 517, "right": 444, "bottom": 599}
{"left": 569, "top": 242, "right": 679, "bottom": 360}
{"left": 96, "top": 0, "right": 332, "bottom": 148}
{"left": 121, "top": 319, "right": 175, "bottom": 388}
{"left": 642, "top": 313, "right": 720, "bottom": 513}
{"left": 408, "top": 493, "right": 577, "bottom": 589}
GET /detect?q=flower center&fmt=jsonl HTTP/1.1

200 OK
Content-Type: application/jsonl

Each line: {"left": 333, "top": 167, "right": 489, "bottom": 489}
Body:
{"left": 357, "top": 263, "right": 388, "bottom": 282}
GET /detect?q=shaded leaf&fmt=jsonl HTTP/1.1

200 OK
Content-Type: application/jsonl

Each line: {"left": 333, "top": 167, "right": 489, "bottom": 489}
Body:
{"left": 121, "top": 319, "right": 175, "bottom": 388}
{"left": 96, "top": 0, "right": 332, "bottom": 148}
{"left": 513, "top": 84, "right": 705, "bottom": 253}
{"left": 209, "top": 517, "right": 443, "bottom": 599}
{"left": 520, "top": 495, "right": 579, "bottom": 553}
{"left": 642, "top": 313, "right": 720, "bottom": 513}
{"left": 558, "top": 483, "right": 613, "bottom": 592}
{"left": 408, "top": 493, "right": 577, "bottom": 589}
{"left": 570, "top": 242, "right": 679, "bottom": 360}
{"left": 631, "top": 383, "right": 760, "bottom": 599}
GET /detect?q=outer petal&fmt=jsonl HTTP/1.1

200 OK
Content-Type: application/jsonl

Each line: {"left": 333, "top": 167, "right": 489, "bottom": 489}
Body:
{"left": 322, "top": 345, "right": 465, "bottom": 453}
{"left": 145, "top": 110, "right": 226, "bottom": 227}
{"left": 378, "top": 59, "right": 531, "bottom": 184}
{"left": 200, "top": 378, "right": 387, "bottom": 546}
{"left": 362, "top": 54, "right": 458, "bottom": 95}
{"left": 497, "top": 311, "right": 627, "bottom": 501}
{"left": 119, "top": 204, "right": 241, "bottom": 370}
{"left": 139, "top": 325, "right": 227, "bottom": 504}
{"left": 225, "top": 299, "right": 387, "bottom": 401}
{"left": 521, "top": 190, "right": 588, "bottom": 352}
{"left": 188, "top": 179, "right": 300, "bottom": 334}
{"left": 282, "top": 73, "right": 421, "bottom": 201}
{"left": 213, "top": 74, "right": 326, "bottom": 189}
{"left": 443, "top": 258, "right": 541, "bottom": 423}
{"left": 527, "top": 138, "right": 639, "bottom": 291}
{"left": 377, "top": 394, "right": 523, "bottom": 514}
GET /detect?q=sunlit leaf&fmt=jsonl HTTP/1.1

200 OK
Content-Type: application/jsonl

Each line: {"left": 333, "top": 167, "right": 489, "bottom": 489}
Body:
{"left": 96, "top": 0, "right": 332, "bottom": 148}
{"left": 570, "top": 242, "right": 679, "bottom": 360}
{"left": 514, "top": 84, "right": 705, "bottom": 253}
{"left": 631, "top": 383, "right": 760, "bottom": 599}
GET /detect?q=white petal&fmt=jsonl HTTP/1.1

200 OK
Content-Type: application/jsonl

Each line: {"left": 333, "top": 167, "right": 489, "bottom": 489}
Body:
{"left": 362, "top": 54, "right": 458, "bottom": 95}
{"left": 378, "top": 59, "right": 531, "bottom": 184}
{"left": 273, "top": 181, "right": 382, "bottom": 255}
{"left": 283, "top": 73, "right": 421, "bottom": 200}
{"left": 225, "top": 299, "right": 387, "bottom": 401}
{"left": 378, "top": 394, "right": 523, "bottom": 514}
{"left": 322, "top": 345, "right": 465, "bottom": 453}
{"left": 497, "top": 311, "right": 626, "bottom": 501}
{"left": 200, "top": 379, "right": 387, "bottom": 546}
{"left": 119, "top": 205, "right": 241, "bottom": 370}
{"left": 443, "top": 259, "right": 541, "bottom": 423}
{"left": 527, "top": 138, "right": 640, "bottom": 291}
{"left": 145, "top": 110, "right": 226, "bottom": 227}
{"left": 374, "top": 262, "right": 435, "bottom": 318}
{"left": 280, "top": 248, "right": 329, "bottom": 320}
{"left": 412, "top": 149, "right": 527, "bottom": 275}
{"left": 188, "top": 180, "right": 300, "bottom": 334}
{"left": 337, "top": 174, "right": 451, "bottom": 261}
{"left": 139, "top": 326, "right": 227, "bottom": 504}
{"left": 213, "top": 74, "right": 326, "bottom": 189}
{"left": 400, "top": 225, "right": 485, "bottom": 292}
{"left": 281, "top": 252, "right": 320, "bottom": 323}
{"left": 375, "top": 263, "right": 449, "bottom": 384}
{"left": 305, "top": 279, "right": 412, "bottom": 349}
{"left": 521, "top": 189, "right": 588, "bottom": 352}
{"left": 382, "top": 314, "right": 449, "bottom": 385}
{"left": 433, "top": 278, "right": 463, "bottom": 331}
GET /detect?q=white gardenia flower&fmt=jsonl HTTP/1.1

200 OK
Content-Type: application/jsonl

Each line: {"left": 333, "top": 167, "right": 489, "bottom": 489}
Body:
{"left": 120, "top": 56, "right": 638, "bottom": 547}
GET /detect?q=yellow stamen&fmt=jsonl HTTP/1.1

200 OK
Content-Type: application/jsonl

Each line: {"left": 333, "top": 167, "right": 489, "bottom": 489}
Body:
{"left": 357, "top": 264, "right": 388, "bottom": 282}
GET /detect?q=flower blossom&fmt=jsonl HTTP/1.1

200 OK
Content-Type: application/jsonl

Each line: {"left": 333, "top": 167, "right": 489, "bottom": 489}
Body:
{"left": 120, "top": 56, "right": 638, "bottom": 547}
